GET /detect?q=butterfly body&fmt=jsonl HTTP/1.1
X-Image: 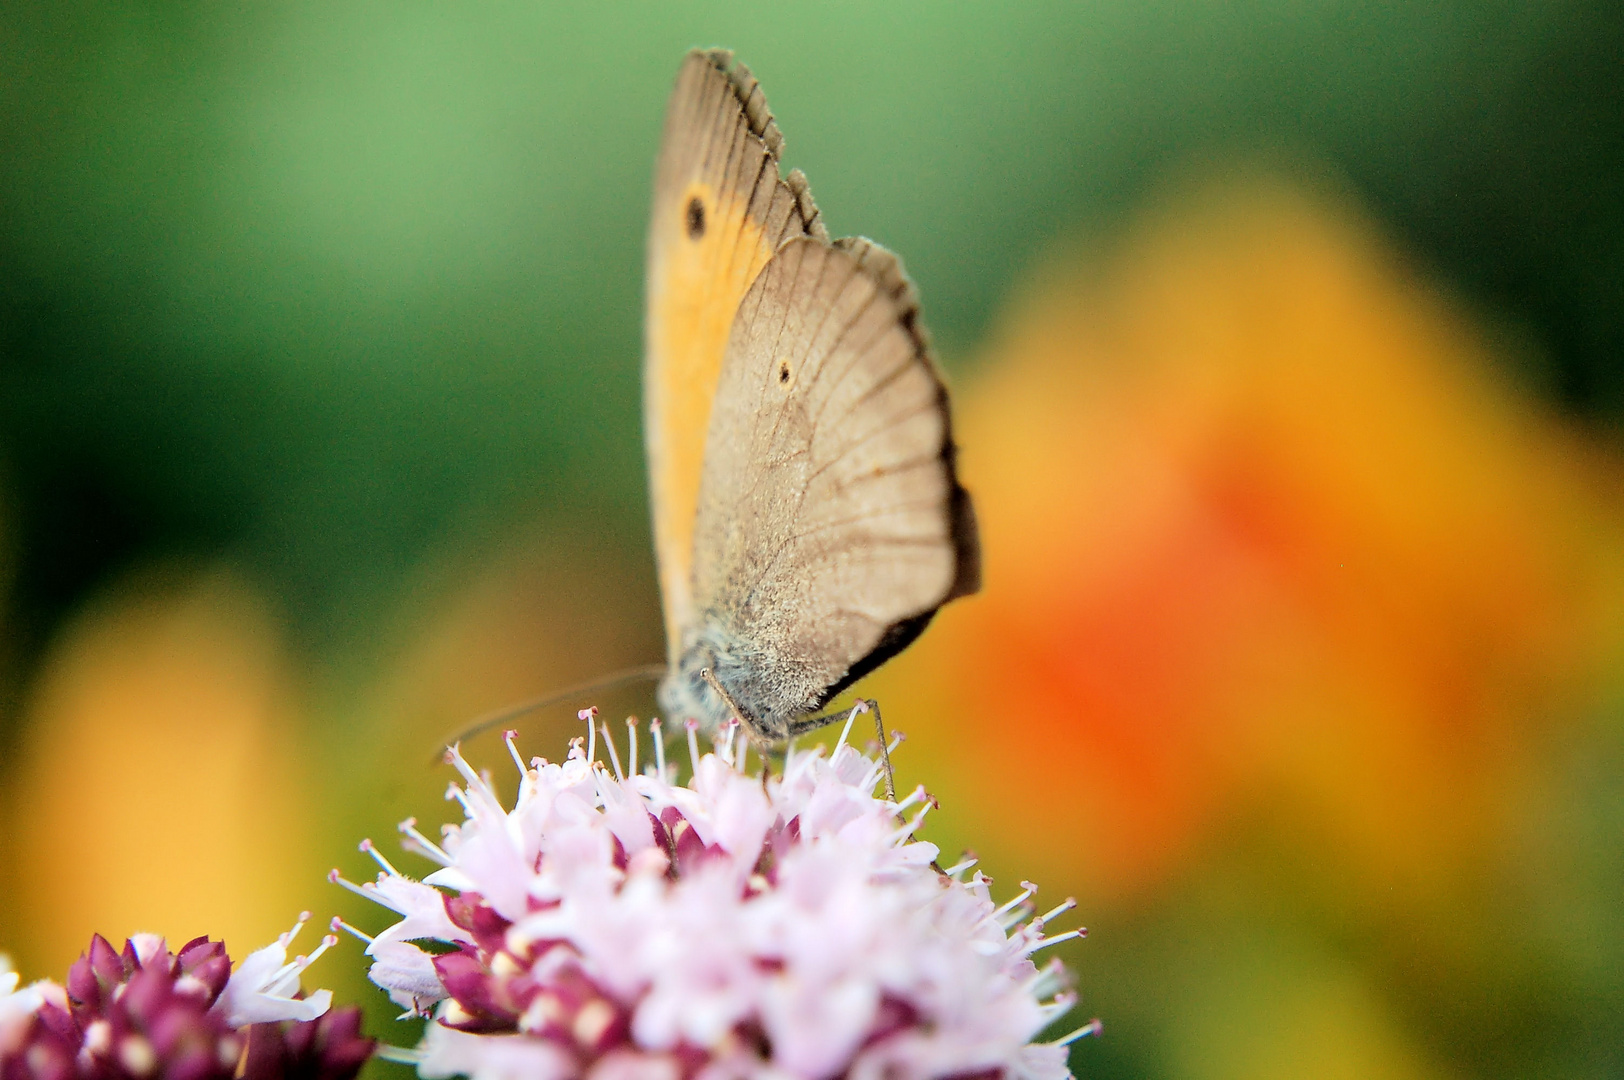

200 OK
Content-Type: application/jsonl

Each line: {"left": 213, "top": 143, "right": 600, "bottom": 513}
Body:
{"left": 646, "top": 51, "right": 979, "bottom": 740}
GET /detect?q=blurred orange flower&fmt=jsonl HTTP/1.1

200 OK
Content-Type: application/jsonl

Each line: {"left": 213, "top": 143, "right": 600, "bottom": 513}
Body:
{"left": 871, "top": 177, "right": 1624, "bottom": 904}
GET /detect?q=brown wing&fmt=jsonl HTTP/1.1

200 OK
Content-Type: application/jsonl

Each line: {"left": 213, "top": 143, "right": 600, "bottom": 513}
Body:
{"left": 644, "top": 48, "right": 826, "bottom": 663}
{"left": 684, "top": 236, "right": 979, "bottom": 733}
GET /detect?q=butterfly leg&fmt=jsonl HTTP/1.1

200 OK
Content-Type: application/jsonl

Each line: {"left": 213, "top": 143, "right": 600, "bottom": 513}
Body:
{"left": 868, "top": 699, "right": 897, "bottom": 803}
{"left": 783, "top": 703, "right": 853, "bottom": 736}
{"left": 784, "top": 699, "right": 897, "bottom": 802}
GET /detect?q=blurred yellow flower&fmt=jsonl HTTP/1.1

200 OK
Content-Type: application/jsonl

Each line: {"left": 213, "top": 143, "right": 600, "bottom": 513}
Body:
{"left": 0, "top": 567, "right": 315, "bottom": 979}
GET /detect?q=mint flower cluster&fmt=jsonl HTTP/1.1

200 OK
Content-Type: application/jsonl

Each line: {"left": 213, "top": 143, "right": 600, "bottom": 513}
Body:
{"left": 336, "top": 713, "right": 1093, "bottom": 1080}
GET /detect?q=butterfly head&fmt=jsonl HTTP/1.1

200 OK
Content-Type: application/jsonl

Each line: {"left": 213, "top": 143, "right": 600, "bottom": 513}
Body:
{"left": 659, "top": 622, "right": 830, "bottom": 742}
{"left": 657, "top": 640, "right": 730, "bottom": 734}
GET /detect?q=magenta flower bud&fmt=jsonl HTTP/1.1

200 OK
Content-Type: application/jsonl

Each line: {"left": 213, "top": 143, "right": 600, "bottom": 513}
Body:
{"left": 0, "top": 922, "right": 373, "bottom": 1080}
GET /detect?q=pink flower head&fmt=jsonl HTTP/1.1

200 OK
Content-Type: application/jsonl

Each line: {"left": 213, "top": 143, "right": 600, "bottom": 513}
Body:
{"left": 341, "top": 712, "right": 1096, "bottom": 1080}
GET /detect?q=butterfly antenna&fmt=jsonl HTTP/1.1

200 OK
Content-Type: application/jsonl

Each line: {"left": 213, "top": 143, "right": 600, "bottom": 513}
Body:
{"left": 430, "top": 663, "right": 667, "bottom": 763}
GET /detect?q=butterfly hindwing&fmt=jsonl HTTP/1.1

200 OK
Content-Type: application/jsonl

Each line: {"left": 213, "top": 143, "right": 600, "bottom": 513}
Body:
{"left": 679, "top": 236, "right": 979, "bottom": 734}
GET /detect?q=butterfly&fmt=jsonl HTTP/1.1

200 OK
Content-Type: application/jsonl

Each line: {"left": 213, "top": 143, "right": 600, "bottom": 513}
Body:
{"left": 645, "top": 49, "right": 980, "bottom": 742}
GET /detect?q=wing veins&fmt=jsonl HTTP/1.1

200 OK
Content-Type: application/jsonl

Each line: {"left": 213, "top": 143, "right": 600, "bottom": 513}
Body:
{"left": 735, "top": 246, "right": 852, "bottom": 519}
{"left": 768, "top": 270, "right": 890, "bottom": 522}
{"left": 802, "top": 398, "right": 940, "bottom": 488}
{"left": 804, "top": 288, "right": 915, "bottom": 436}
{"left": 808, "top": 351, "right": 922, "bottom": 466}
{"left": 764, "top": 273, "right": 906, "bottom": 585}
{"left": 732, "top": 492, "right": 953, "bottom": 619}
{"left": 830, "top": 452, "right": 943, "bottom": 495}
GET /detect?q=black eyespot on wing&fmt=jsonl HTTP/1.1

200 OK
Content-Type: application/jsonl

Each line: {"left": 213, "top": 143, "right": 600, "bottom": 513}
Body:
{"left": 778, "top": 361, "right": 791, "bottom": 384}
{"left": 686, "top": 197, "right": 706, "bottom": 239}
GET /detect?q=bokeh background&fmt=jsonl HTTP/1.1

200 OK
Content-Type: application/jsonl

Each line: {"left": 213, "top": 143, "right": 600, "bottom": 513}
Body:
{"left": 2, "top": 3, "right": 1621, "bottom": 1078}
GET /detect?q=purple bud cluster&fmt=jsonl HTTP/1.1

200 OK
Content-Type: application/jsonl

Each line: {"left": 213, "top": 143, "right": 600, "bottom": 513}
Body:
{"left": 0, "top": 936, "right": 371, "bottom": 1080}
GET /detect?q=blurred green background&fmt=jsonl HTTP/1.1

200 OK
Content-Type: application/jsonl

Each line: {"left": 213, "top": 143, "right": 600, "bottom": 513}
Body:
{"left": 2, "top": 3, "right": 1621, "bottom": 1079}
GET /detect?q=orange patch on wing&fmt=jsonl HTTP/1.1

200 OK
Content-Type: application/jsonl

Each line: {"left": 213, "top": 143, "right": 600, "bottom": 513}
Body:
{"left": 645, "top": 179, "right": 777, "bottom": 649}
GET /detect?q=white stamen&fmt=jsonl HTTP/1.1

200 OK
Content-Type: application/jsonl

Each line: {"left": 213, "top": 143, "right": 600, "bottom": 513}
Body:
{"left": 1000, "top": 904, "right": 1036, "bottom": 931}
{"left": 894, "top": 785, "right": 928, "bottom": 813}
{"left": 375, "top": 1044, "right": 427, "bottom": 1065}
{"left": 1025, "top": 928, "right": 1086, "bottom": 954}
{"left": 943, "top": 855, "right": 978, "bottom": 878}
{"left": 716, "top": 718, "right": 736, "bottom": 764}
{"left": 327, "top": 868, "right": 374, "bottom": 902}
{"left": 1037, "top": 897, "right": 1077, "bottom": 926}
{"left": 625, "top": 717, "right": 639, "bottom": 777}
{"left": 1053, "top": 1019, "right": 1103, "bottom": 1045}
{"left": 893, "top": 802, "right": 931, "bottom": 844}
{"left": 686, "top": 718, "right": 701, "bottom": 774}
{"left": 243, "top": 916, "right": 331, "bottom": 1007}
{"left": 573, "top": 999, "right": 615, "bottom": 1046}
{"left": 330, "top": 916, "right": 374, "bottom": 944}
{"left": 1037, "top": 991, "right": 1079, "bottom": 1023}
{"left": 599, "top": 721, "right": 624, "bottom": 780}
{"left": 443, "top": 744, "right": 482, "bottom": 789}
{"left": 398, "top": 817, "right": 452, "bottom": 866}
{"left": 285, "top": 933, "right": 338, "bottom": 980}
{"left": 277, "top": 911, "right": 312, "bottom": 949}
{"left": 504, "top": 730, "right": 526, "bottom": 777}
{"left": 651, "top": 717, "right": 667, "bottom": 779}
{"left": 1022, "top": 958, "right": 1066, "bottom": 998}
{"left": 581, "top": 708, "right": 598, "bottom": 764}
{"left": 359, "top": 839, "right": 402, "bottom": 878}
{"left": 996, "top": 881, "right": 1039, "bottom": 919}
{"left": 834, "top": 700, "right": 868, "bottom": 753}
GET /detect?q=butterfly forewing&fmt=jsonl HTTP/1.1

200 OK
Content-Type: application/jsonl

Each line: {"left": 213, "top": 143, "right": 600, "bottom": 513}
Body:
{"left": 644, "top": 49, "right": 825, "bottom": 661}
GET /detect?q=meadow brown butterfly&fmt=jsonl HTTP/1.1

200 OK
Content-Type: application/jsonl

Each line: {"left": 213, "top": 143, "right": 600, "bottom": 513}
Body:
{"left": 645, "top": 50, "right": 980, "bottom": 741}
